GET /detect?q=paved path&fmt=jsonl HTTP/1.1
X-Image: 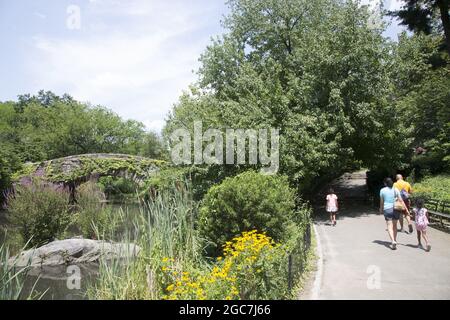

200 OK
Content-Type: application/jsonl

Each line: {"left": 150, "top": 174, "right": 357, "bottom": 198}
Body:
{"left": 302, "top": 172, "right": 450, "bottom": 300}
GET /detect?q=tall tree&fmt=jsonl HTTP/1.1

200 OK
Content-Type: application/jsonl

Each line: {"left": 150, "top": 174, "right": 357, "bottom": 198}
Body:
{"left": 390, "top": 0, "right": 450, "bottom": 56}
{"left": 165, "top": 0, "right": 409, "bottom": 193}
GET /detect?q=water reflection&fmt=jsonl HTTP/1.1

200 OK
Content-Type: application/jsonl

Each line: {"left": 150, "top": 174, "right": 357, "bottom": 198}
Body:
{"left": 21, "top": 264, "right": 98, "bottom": 300}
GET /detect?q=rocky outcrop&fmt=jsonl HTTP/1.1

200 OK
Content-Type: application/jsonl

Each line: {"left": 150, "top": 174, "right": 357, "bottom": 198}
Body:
{"left": 9, "top": 238, "right": 141, "bottom": 268}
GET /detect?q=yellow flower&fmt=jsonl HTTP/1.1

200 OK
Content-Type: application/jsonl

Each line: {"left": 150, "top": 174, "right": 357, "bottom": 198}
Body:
{"left": 166, "top": 284, "right": 175, "bottom": 292}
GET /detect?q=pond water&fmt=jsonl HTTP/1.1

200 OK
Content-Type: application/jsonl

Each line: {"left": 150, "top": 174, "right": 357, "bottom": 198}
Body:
{"left": 21, "top": 264, "right": 99, "bottom": 300}
{"left": 9, "top": 202, "right": 142, "bottom": 300}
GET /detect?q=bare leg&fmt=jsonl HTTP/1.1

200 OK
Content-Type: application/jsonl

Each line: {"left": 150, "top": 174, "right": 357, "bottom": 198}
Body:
{"left": 417, "top": 230, "right": 422, "bottom": 246}
{"left": 330, "top": 213, "right": 333, "bottom": 225}
{"left": 399, "top": 213, "right": 404, "bottom": 231}
{"left": 422, "top": 230, "right": 430, "bottom": 249}
{"left": 386, "top": 220, "right": 395, "bottom": 242}
{"left": 393, "top": 219, "right": 398, "bottom": 242}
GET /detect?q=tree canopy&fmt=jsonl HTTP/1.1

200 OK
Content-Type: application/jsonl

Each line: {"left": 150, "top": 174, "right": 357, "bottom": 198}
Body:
{"left": 164, "top": 0, "right": 419, "bottom": 193}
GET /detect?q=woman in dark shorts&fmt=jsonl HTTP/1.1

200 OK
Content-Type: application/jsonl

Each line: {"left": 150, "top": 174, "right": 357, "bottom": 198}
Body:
{"left": 379, "top": 178, "right": 409, "bottom": 250}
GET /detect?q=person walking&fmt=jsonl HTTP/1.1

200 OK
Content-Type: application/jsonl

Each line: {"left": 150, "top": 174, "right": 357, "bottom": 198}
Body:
{"left": 394, "top": 174, "right": 414, "bottom": 233}
{"left": 326, "top": 188, "right": 339, "bottom": 226}
{"left": 412, "top": 198, "right": 431, "bottom": 252}
{"left": 379, "top": 178, "right": 410, "bottom": 250}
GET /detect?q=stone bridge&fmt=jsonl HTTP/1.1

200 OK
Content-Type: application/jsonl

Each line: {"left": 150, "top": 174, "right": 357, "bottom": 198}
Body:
{"left": 13, "top": 153, "right": 166, "bottom": 196}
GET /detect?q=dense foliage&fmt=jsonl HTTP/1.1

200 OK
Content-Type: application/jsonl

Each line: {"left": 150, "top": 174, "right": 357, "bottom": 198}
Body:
{"left": 390, "top": 33, "right": 450, "bottom": 177}
{"left": 199, "top": 171, "right": 298, "bottom": 255}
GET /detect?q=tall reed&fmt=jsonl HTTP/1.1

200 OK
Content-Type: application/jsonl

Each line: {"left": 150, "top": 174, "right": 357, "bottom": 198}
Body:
{"left": 88, "top": 182, "right": 203, "bottom": 300}
{"left": 0, "top": 243, "right": 28, "bottom": 300}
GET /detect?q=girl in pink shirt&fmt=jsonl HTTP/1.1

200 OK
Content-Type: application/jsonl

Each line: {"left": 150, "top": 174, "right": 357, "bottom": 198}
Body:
{"left": 326, "top": 188, "right": 339, "bottom": 226}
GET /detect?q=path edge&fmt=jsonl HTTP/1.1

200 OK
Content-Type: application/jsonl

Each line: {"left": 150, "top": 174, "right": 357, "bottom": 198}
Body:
{"left": 310, "top": 224, "right": 323, "bottom": 300}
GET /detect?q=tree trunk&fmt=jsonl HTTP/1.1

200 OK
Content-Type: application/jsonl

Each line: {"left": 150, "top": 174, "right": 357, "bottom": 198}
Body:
{"left": 437, "top": 0, "right": 450, "bottom": 56}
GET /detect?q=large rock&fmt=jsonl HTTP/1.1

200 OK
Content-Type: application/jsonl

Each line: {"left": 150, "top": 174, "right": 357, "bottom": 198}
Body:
{"left": 9, "top": 238, "right": 141, "bottom": 268}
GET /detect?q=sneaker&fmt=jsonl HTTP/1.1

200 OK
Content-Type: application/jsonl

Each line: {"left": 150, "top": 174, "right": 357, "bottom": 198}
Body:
{"left": 426, "top": 244, "right": 431, "bottom": 252}
{"left": 417, "top": 243, "right": 423, "bottom": 249}
{"left": 408, "top": 224, "right": 413, "bottom": 233}
{"left": 391, "top": 242, "right": 397, "bottom": 250}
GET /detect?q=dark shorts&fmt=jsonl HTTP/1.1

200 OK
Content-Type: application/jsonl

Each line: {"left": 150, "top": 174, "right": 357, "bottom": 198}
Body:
{"left": 384, "top": 207, "right": 400, "bottom": 221}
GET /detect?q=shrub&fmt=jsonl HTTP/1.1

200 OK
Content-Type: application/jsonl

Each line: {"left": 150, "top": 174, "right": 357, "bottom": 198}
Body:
{"left": 7, "top": 179, "right": 71, "bottom": 248}
{"left": 412, "top": 175, "right": 450, "bottom": 202}
{"left": 199, "top": 171, "right": 297, "bottom": 255}
{"left": 75, "top": 181, "right": 109, "bottom": 239}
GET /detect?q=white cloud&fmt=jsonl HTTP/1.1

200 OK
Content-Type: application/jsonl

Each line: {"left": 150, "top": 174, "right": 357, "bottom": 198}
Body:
{"left": 27, "top": 0, "right": 224, "bottom": 133}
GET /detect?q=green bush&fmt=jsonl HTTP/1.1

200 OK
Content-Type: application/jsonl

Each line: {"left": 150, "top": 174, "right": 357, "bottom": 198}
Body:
{"left": 75, "top": 182, "right": 110, "bottom": 239}
{"left": 412, "top": 175, "right": 450, "bottom": 202}
{"left": 199, "top": 171, "right": 297, "bottom": 256}
{"left": 7, "top": 180, "right": 71, "bottom": 248}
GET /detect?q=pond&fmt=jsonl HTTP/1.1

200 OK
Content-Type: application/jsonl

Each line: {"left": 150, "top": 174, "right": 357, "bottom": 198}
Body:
{"left": 4, "top": 202, "right": 142, "bottom": 300}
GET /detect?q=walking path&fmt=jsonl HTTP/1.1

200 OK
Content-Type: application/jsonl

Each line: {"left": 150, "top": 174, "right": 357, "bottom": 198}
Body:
{"left": 301, "top": 171, "right": 450, "bottom": 300}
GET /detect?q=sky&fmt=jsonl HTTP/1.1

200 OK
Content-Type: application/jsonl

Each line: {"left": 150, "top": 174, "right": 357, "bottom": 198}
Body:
{"left": 0, "top": 0, "right": 406, "bottom": 133}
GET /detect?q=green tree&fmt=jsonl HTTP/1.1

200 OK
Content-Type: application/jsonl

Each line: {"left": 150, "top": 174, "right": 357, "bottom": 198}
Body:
{"left": 165, "top": 0, "right": 408, "bottom": 194}
{"left": 390, "top": 0, "right": 450, "bottom": 56}
{"left": 390, "top": 33, "right": 450, "bottom": 175}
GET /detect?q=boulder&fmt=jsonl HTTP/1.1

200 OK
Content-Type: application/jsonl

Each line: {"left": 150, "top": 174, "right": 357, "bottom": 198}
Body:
{"left": 9, "top": 238, "right": 141, "bottom": 268}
